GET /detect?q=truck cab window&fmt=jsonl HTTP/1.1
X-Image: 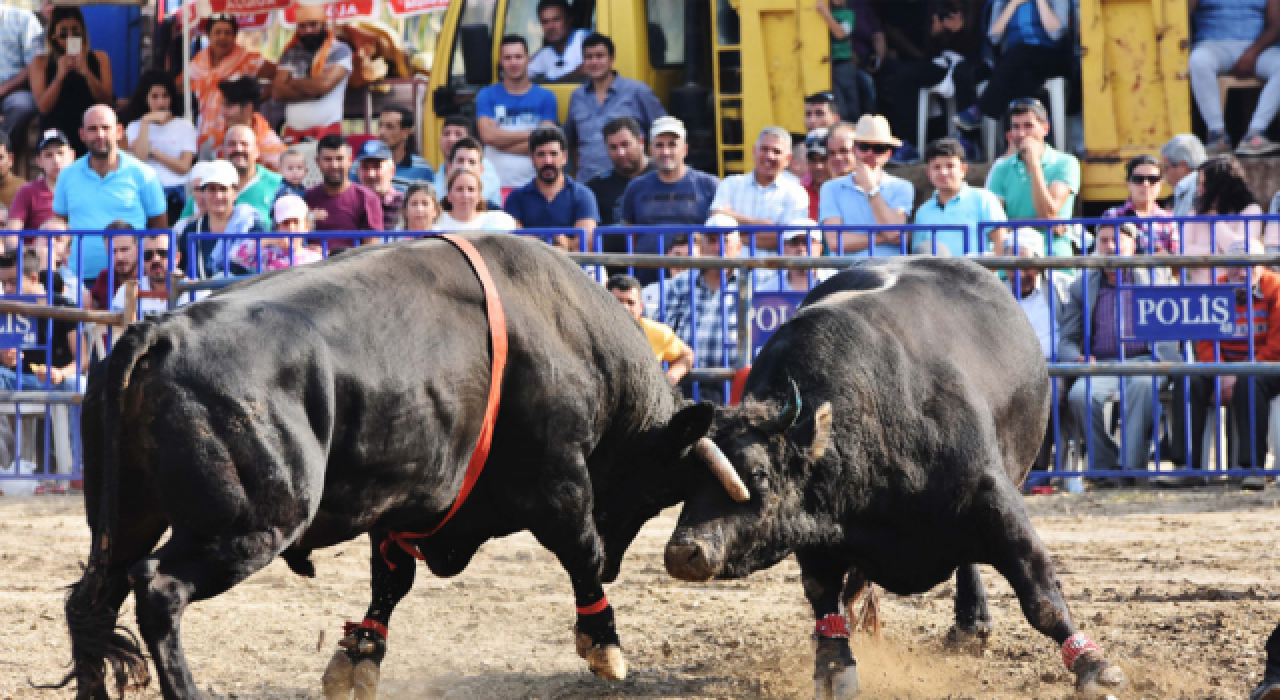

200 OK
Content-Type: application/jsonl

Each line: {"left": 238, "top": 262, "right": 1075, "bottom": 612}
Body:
{"left": 645, "top": 0, "right": 685, "bottom": 68}
{"left": 508, "top": 0, "right": 596, "bottom": 83}
{"left": 449, "top": 0, "right": 499, "bottom": 86}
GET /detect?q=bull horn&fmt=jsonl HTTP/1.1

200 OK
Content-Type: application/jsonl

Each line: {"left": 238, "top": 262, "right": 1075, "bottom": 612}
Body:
{"left": 694, "top": 437, "right": 751, "bottom": 502}
{"left": 765, "top": 379, "right": 803, "bottom": 434}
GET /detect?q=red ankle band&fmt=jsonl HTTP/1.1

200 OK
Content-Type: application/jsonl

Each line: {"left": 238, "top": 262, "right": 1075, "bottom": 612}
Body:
{"left": 1061, "top": 633, "right": 1100, "bottom": 669}
{"left": 342, "top": 618, "right": 389, "bottom": 640}
{"left": 814, "top": 613, "right": 850, "bottom": 639}
{"left": 576, "top": 596, "right": 610, "bottom": 616}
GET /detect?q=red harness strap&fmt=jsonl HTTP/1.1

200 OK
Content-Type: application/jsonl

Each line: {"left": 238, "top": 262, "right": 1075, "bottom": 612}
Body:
{"left": 343, "top": 617, "right": 389, "bottom": 640}
{"left": 380, "top": 234, "right": 509, "bottom": 570}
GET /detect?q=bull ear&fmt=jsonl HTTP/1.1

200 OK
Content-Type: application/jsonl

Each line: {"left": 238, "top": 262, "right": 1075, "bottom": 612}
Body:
{"left": 793, "top": 402, "right": 833, "bottom": 459}
{"left": 666, "top": 401, "right": 716, "bottom": 455}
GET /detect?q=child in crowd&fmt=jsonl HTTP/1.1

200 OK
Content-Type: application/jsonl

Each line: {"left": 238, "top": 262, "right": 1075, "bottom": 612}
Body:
{"left": 274, "top": 148, "right": 309, "bottom": 202}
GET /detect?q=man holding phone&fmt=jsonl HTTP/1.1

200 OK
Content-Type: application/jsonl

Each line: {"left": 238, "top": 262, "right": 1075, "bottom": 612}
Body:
{"left": 985, "top": 98, "right": 1080, "bottom": 259}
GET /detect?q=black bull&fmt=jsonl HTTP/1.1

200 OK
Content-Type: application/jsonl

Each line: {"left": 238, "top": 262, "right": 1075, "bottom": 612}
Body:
{"left": 665, "top": 257, "right": 1127, "bottom": 698}
{"left": 59, "top": 234, "right": 742, "bottom": 699}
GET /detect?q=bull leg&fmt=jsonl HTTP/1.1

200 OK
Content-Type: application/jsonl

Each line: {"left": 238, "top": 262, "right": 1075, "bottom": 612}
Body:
{"left": 946, "top": 564, "right": 992, "bottom": 650}
{"left": 529, "top": 496, "right": 626, "bottom": 681}
{"left": 798, "top": 550, "right": 859, "bottom": 700}
{"left": 131, "top": 528, "right": 286, "bottom": 699}
{"left": 1250, "top": 622, "right": 1280, "bottom": 700}
{"left": 62, "top": 513, "right": 167, "bottom": 700}
{"left": 978, "top": 483, "right": 1125, "bottom": 697}
{"left": 323, "top": 531, "right": 416, "bottom": 700}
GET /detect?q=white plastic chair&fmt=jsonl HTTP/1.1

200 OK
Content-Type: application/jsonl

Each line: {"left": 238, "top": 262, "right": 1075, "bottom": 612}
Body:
{"left": 0, "top": 403, "right": 73, "bottom": 475}
{"left": 917, "top": 85, "right": 957, "bottom": 152}
{"left": 982, "top": 76, "right": 1068, "bottom": 160}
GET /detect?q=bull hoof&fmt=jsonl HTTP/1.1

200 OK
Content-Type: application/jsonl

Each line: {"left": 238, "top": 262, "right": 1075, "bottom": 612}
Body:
{"left": 944, "top": 623, "right": 990, "bottom": 654}
{"left": 321, "top": 648, "right": 354, "bottom": 700}
{"left": 1249, "top": 679, "right": 1280, "bottom": 700}
{"left": 813, "top": 664, "right": 859, "bottom": 699}
{"left": 1072, "top": 652, "right": 1125, "bottom": 697}
{"left": 574, "top": 632, "right": 627, "bottom": 680}
{"left": 352, "top": 659, "right": 380, "bottom": 700}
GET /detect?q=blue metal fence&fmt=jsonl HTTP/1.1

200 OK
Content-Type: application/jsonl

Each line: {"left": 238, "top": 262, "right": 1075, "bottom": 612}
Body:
{"left": 5, "top": 217, "right": 1279, "bottom": 492}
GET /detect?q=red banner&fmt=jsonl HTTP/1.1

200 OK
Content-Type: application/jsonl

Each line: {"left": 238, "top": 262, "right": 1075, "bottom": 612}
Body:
{"left": 211, "top": 0, "right": 292, "bottom": 13}
{"left": 281, "top": 0, "right": 378, "bottom": 26}
{"left": 385, "top": 0, "right": 449, "bottom": 18}
{"left": 170, "top": 1, "right": 275, "bottom": 31}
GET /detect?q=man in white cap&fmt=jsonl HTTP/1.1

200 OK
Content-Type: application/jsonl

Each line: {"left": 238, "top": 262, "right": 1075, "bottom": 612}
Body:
{"left": 709, "top": 126, "right": 809, "bottom": 251}
{"left": 618, "top": 115, "right": 720, "bottom": 281}
{"left": 776, "top": 219, "right": 833, "bottom": 291}
{"left": 270, "top": 2, "right": 352, "bottom": 143}
{"left": 818, "top": 114, "right": 914, "bottom": 255}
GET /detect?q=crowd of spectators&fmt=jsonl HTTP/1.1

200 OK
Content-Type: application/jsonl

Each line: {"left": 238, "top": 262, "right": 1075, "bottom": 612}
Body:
{"left": 1, "top": 0, "right": 1280, "bottom": 490}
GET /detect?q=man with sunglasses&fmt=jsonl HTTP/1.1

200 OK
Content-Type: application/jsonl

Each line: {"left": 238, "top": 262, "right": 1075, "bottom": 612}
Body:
{"left": 109, "top": 234, "right": 198, "bottom": 318}
{"left": 271, "top": 4, "right": 352, "bottom": 144}
{"left": 818, "top": 114, "right": 914, "bottom": 255}
{"left": 986, "top": 98, "right": 1080, "bottom": 259}
{"left": 1099, "top": 154, "right": 1178, "bottom": 254}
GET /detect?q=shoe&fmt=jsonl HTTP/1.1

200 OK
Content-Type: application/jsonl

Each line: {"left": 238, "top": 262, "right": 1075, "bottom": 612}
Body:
{"left": 1237, "top": 132, "right": 1280, "bottom": 156}
{"left": 1206, "top": 130, "right": 1232, "bottom": 155}
{"left": 1152, "top": 474, "right": 1208, "bottom": 488}
{"left": 1250, "top": 679, "right": 1280, "bottom": 700}
{"left": 1242, "top": 472, "right": 1268, "bottom": 491}
{"left": 953, "top": 106, "right": 982, "bottom": 131}
{"left": 890, "top": 143, "right": 919, "bottom": 164}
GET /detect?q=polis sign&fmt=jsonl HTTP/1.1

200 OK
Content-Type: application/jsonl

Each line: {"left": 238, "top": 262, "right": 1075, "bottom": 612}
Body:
{"left": 1127, "top": 285, "right": 1243, "bottom": 341}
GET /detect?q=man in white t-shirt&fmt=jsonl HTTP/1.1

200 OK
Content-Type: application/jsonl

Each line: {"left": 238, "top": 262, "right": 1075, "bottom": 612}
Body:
{"left": 110, "top": 233, "right": 202, "bottom": 317}
{"left": 270, "top": 4, "right": 352, "bottom": 143}
{"left": 529, "top": 0, "right": 590, "bottom": 82}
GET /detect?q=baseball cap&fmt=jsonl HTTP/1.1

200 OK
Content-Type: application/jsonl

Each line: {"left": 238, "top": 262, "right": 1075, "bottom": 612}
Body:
{"left": 273, "top": 195, "right": 309, "bottom": 225}
{"left": 38, "top": 129, "right": 70, "bottom": 151}
{"left": 805, "top": 91, "right": 837, "bottom": 105}
{"left": 1007, "top": 227, "right": 1045, "bottom": 257}
{"left": 782, "top": 218, "right": 821, "bottom": 242}
{"left": 650, "top": 115, "right": 686, "bottom": 141}
{"left": 199, "top": 160, "right": 239, "bottom": 189}
{"left": 357, "top": 139, "right": 393, "bottom": 162}
{"left": 805, "top": 128, "right": 829, "bottom": 157}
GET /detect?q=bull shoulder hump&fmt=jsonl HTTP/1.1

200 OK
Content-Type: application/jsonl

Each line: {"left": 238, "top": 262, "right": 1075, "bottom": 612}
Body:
{"left": 806, "top": 268, "right": 900, "bottom": 311}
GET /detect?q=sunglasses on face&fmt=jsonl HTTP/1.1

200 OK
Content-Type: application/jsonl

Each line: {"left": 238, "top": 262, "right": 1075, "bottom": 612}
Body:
{"left": 807, "top": 152, "right": 827, "bottom": 162}
{"left": 143, "top": 250, "right": 168, "bottom": 262}
{"left": 1129, "top": 174, "right": 1161, "bottom": 185}
{"left": 856, "top": 143, "right": 893, "bottom": 155}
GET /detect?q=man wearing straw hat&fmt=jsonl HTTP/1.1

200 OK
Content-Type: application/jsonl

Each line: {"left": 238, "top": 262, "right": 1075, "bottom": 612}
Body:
{"left": 818, "top": 114, "right": 914, "bottom": 256}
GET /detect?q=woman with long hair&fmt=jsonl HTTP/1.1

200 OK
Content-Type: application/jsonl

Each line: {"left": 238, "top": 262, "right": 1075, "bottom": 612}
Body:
{"left": 124, "top": 71, "right": 196, "bottom": 225}
{"left": 1184, "top": 154, "right": 1270, "bottom": 283}
{"left": 434, "top": 169, "right": 517, "bottom": 231}
{"left": 400, "top": 182, "right": 441, "bottom": 232}
{"left": 28, "top": 7, "right": 113, "bottom": 156}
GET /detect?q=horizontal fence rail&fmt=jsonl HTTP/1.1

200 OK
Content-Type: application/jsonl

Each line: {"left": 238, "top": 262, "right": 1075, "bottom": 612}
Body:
{"left": 5, "top": 218, "right": 1280, "bottom": 493}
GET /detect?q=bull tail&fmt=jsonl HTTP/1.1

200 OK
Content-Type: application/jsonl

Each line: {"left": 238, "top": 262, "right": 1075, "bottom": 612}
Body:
{"left": 54, "top": 324, "right": 159, "bottom": 696}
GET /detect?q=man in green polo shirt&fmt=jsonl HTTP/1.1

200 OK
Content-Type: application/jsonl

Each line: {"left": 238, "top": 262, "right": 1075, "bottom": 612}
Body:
{"left": 179, "top": 124, "right": 281, "bottom": 225}
{"left": 986, "top": 98, "right": 1080, "bottom": 259}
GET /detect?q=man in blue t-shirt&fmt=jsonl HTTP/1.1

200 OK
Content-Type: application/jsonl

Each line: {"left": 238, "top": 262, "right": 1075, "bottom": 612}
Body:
{"left": 53, "top": 105, "right": 167, "bottom": 283}
{"left": 505, "top": 126, "right": 599, "bottom": 251}
{"left": 476, "top": 36, "right": 560, "bottom": 190}
{"left": 619, "top": 116, "right": 721, "bottom": 260}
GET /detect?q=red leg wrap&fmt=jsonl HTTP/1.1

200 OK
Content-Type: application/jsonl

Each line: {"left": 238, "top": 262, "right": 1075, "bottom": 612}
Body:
{"left": 1061, "top": 633, "right": 1101, "bottom": 669}
{"left": 815, "top": 613, "right": 850, "bottom": 639}
{"left": 576, "top": 596, "right": 610, "bottom": 616}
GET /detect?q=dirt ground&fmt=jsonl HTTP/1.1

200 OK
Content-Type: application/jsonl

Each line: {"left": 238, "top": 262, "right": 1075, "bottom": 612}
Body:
{"left": 3, "top": 487, "right": 1280, "bottom": 699}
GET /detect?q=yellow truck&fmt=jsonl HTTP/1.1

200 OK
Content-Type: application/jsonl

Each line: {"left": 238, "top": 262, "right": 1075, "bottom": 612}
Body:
{"left": 422, "top": 0, "right": 1191, "bottom": 206}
